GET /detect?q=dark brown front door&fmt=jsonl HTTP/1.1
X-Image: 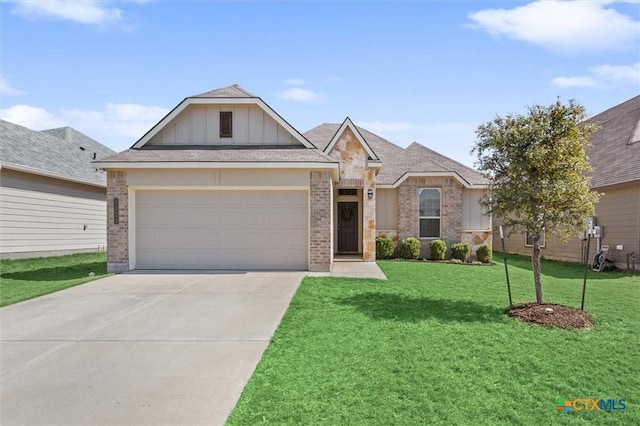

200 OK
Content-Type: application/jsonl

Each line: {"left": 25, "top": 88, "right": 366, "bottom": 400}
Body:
{"left": 337, "top": 202, "right": 358, "bottom": 253}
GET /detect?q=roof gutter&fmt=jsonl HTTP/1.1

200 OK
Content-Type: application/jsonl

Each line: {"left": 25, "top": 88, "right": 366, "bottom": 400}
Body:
{"left": 93, "top": 161, "right": 341, "bottom": 182}
{"left": 377, "top": 171, "right": 488, "bottom": 189}
{"left": 0, "top": 162, "right": 106, "bottom": 188}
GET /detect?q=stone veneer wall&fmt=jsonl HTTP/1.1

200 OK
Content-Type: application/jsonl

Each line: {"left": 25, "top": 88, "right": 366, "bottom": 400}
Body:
{"left": 398, "top": 176, "right": 463, "bottom": 258}
{"left": 309, "top": 171, "right": 333, "bottom": 271}
{"left": 329, "top": 127, "right": 377, "bottom": 262}
{"left": 461, "top": 231, "right": 493, "bottom": 258}
{"left": 106, "top": 171, "right": 129, "bottom": 273}
{"left": 363, "top": 168, "right": 376, "bottom": 261}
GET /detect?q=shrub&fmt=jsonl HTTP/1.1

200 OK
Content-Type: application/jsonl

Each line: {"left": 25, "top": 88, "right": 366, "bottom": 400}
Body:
{"left": 451, "top": 242, "right": 471, "bottom": 262}
{"left": 429, "top": 239, "right": 447, "bottom": 260}
{"left": 476, "top": 244, "right": 492, "bottom": 263}
{"left": 376, "top": 237, "right": 395, "bottom": 259}
{"left": 399, "top": 237, "right": 421, "bottom": 260}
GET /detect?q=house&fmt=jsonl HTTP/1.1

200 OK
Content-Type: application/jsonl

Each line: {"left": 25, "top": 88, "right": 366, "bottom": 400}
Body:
{"left": 496, "top": 95, "right": 640, "bottom": 271}
{"left": 94, "top": 84, "right": 490, "bottom": 273}
{"left": 0, "top": 120, "right": 115, "bottom": 259}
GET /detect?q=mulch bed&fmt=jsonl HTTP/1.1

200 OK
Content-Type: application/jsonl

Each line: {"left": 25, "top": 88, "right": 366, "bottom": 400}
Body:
{"left": 508, "top": 303, "right": 593, "bottom": 330}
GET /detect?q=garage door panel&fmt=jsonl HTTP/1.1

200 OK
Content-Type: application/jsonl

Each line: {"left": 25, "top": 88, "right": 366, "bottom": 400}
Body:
{"left": 136, "top": 190, "right": 307, "bottom": 270}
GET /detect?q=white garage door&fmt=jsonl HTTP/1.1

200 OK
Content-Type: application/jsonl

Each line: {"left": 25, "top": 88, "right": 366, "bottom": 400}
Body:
{"left": 135, "top": 190, "right": 308, "bottom": 270}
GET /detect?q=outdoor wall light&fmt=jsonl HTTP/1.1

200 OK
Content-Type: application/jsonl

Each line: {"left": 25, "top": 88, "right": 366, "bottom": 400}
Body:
{"left": 367, "top": 189, "right": 374, "bottom": 199}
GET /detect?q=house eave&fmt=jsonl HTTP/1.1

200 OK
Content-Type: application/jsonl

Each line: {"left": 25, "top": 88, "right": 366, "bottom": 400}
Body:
{"left": 377, "top": 171, "right": 488, "bottom": 189}
{"left": 93, "top": 161, "right": 341, "bottom": 181}
{"left": 0, "top": 162, "right": 106, "bottom": 188}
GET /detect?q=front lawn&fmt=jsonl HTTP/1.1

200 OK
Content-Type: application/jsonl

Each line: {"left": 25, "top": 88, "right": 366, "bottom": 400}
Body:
{"left": 228, "top": 255, "right": 639, "bottom": 425}
{"left": 0, "top": 252, "right": 108, "bottom": 307}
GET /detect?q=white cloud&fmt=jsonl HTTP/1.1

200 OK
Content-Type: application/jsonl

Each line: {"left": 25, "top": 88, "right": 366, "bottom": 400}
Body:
{"left": 283, "top": 78, "right": 306, "bottom": 86}
{"left": 551, "top": 76, "right": 599, "bottom": 88}
{"left": 0, "top": 77, "right": 26, "bottom": 96}
{"left": 279, "top": 87, "right": 320, "bottom": 102}
{"left": 10, "top": 0, "right": 123, "bottom": 26}
{"left": 592, "top": 62, "right": 640, "bottom": 84}
{"left": 0, "top": 105, "right": 64, "bottom": 129}
{"left": 468, "top": 1, "right": 639, "bottom": 51}
{"left": 0, "top": 103, "right": 169, "bottom": 152}
{"left": 551, "top": 62, "right": 639, "bottom": 88}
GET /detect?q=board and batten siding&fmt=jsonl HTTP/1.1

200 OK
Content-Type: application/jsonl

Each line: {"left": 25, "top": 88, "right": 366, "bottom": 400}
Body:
{"left": 376, "top": 188, "right": 398, "bottom": 230}
{"left": 0, "top": 168, "right": 107, "bottom": 258}
{"left": 147, "top": 104, "right": 298, "bottom": 146}
{"left": 462, "top": 189, "right": 491, "bottom": 230}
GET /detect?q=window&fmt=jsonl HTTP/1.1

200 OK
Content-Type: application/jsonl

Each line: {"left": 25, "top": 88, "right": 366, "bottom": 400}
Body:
{"left": 525, "top": 232, "right": 546, "bottom": 247}
{"left": 338, "top": 189, "right": 358, "bottom": 196}
{"left": 419, "top": 188, "right": 441, "bottom": 238}
{"left": 220, "top": 111, "right": 232, "bottom": 138}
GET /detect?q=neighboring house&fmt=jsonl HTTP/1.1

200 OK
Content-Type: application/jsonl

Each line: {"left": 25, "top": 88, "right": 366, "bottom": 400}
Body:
{"left": 94, "top": 84, "right": 490, "bottom": 273}
{"left": 0, "top": 120, "right": 115, "bottom": 259}
{"left": 497, "top": 95, "right": 640, "bottom": 271}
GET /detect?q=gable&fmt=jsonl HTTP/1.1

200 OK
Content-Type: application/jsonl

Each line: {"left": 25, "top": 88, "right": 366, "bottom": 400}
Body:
{"left": 324, "top": 117, "right": 380, "bottom": 161}
{"left": 146, "top": 104, "right": 300, "bottom": 146}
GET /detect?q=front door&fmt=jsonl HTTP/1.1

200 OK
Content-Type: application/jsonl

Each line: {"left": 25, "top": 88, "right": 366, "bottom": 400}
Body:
{"left": 337, "top": 202, "right": 358, "bottom": 253}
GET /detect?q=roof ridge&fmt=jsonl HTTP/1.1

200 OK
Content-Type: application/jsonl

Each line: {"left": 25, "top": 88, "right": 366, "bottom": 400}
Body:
{"left": 406, "top": 141, "right": 480, "bottom": 173}
{"left": 231, "top": 84, "right": 255, "bottom": 97}
{"left": 191, "top": 84, "right": 257, "bottom": 98}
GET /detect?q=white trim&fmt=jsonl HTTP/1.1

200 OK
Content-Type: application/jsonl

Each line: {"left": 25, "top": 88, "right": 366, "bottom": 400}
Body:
{"left": 132, "top": 97, "right": 314, "bottom": 149}
{"left": 128, "top": 185, "right": 309, "bottom": 191}
{"left": 128, "top": 187, "right": 136, "bottom": 270}
{"left": 323, "top": 117, "right": 380, "bottom": 161}
{"left": 94, "top": 161, "right": 340, "bottom": 182}
{"left": 419, "top": 188, "right": 442, "bottom": 239}
{"left": 377, "top": 171, "right": 489, "bottom": 189}
{"left": 525, "top": 231, "right": 546, "bottom": 248}
{"left": 0, "top": 162, "right": 106, "bottom": 188}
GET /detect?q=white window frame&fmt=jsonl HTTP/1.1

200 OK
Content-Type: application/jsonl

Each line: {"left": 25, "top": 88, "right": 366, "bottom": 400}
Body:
{"left": 418, "top": 188, "right": 441, "bottom": 239}
{"left": 525, "top": 231, "right": 546, "bottom": 248}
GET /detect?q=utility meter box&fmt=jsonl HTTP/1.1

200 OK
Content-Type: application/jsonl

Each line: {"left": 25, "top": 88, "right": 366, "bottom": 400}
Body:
{"left": 592, "top": 226, "right": 603, "bottom": 238}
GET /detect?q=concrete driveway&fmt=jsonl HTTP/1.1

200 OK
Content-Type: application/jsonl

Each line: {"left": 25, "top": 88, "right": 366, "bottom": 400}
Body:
{"left": 0, "top": 271, "right": 304, "bottom": 426}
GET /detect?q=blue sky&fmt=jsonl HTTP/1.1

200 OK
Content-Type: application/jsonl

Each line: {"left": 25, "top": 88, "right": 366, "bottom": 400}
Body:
{"left": 1, "top": 0, "right": 638, "bottom": 166}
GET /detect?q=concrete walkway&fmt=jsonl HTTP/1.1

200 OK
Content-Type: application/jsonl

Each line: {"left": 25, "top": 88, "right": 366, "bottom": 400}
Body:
{"left": 308, "top": 260, "right": 388, "bottom": 280}
{"left": 0, "top": 271, "right": 304, "bottom": 426}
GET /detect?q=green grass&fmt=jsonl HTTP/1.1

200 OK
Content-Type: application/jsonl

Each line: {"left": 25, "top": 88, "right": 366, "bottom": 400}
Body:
{"left": 228, "top": 255, "right": 639, "bottom": 425}
{"left": 0, "top": 252, "right": 108, "bottom": 307}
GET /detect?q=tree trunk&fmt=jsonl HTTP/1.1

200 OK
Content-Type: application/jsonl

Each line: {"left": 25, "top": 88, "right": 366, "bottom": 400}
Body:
{"left": 532, "top": 237, "right": 543, "bottom": 304}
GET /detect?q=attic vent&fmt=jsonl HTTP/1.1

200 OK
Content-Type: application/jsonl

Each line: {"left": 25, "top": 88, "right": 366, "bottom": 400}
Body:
{"left": 93, "top": 153, "right": 96, "bottom": 160}
{"left": 220, "top": 111, "right": 232, "bottom": 138}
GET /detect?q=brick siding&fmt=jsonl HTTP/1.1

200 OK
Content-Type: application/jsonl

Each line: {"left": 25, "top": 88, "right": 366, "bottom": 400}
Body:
{"left": 309, "top": 171, "right": 333, "bottom": 271}
{"left": 398, "top": 176, "right": 463, "bottom": 258}
{"left": 106, "top": 171, "right": 129, "bottom": 273}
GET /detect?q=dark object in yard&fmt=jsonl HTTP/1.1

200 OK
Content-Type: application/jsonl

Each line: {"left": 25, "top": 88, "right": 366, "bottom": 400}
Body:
{"left": 508, "top": 303, "right": 593, "bottom": 330}
{"left": 592, "top": 251, "right": 615, "bottom": 271}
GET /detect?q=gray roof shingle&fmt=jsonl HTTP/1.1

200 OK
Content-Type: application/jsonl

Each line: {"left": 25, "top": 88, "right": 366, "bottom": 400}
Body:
{"left": 97, "top": 146, "right": 336, "bottom": 164}
{"left": 304, "top": 123, "right": 487, "bottom": 186}
{"left": 0, "top": 120, "right": 115, "bottom": 186}
{"left": 41, "top": 126, "right": 116, "bottom": 161}
{"left": 586, "top": 95, "right": 640, "bottom": 188}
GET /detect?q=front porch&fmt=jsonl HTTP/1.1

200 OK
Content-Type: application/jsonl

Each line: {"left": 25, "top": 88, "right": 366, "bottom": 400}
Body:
{"left": 333, "top": 186, "right": 376, "bottom": 262}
